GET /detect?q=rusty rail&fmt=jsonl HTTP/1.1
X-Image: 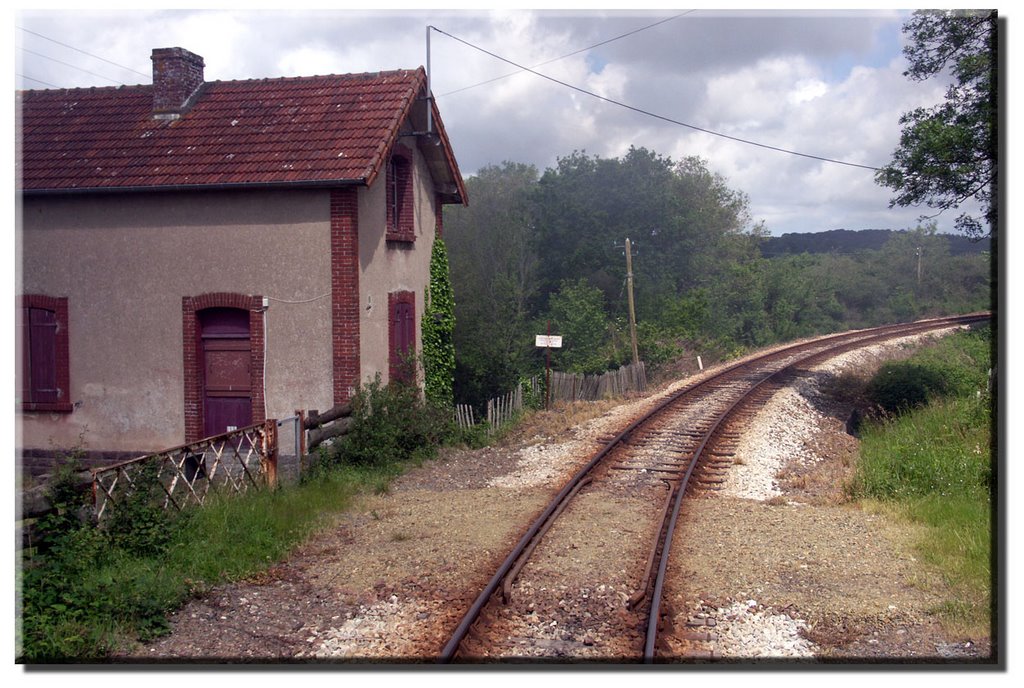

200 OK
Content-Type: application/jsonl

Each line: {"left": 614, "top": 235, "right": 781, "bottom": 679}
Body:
{"left": 439, "top": 313, "right": 990, "bottom": 662}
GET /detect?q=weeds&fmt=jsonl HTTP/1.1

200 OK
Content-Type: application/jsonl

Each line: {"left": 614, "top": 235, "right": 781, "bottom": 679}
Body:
{"left": 19, "top": 376, "right": 464, "bottom": 662}
{"left": 312, "top": 375, "right": 455, "bottom": 471}
{"left": 849, "top": 326, "right": 993, "bottom": 636}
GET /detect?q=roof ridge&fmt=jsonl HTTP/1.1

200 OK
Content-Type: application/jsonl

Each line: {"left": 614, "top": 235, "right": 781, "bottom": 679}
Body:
{"left": 211, "top": 68, "right": 422, "bottom": 85}
{"left": 19, "top": 83, "right": 150, "bottom": 95}
{"left": 19, "top": 67, "right": 425, "bottom": 95}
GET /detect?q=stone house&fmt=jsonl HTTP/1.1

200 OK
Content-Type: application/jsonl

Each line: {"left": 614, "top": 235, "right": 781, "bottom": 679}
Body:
{"left": 17, "top": 47, "right": 466, "bottom": 465}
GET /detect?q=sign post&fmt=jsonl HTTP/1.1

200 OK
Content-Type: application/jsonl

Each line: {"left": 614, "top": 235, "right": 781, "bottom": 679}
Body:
{"left": 535, "top": 325, "right": 563, "bottom": 410}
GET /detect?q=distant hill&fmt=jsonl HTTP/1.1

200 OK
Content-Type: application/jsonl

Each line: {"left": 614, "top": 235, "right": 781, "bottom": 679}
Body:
{"left": 760, "top": 229, "right": 990, "bottom": 257}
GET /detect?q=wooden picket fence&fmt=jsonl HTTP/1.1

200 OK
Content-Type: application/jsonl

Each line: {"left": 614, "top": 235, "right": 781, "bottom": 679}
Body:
{"left": 486, "top": 385, "right": 522, "bottom": 431}
{"left": 455, "top": 376, "right": 540, "bottom": 436}
{"left": 548, "top": 361, "right": 647, "bottom": 404}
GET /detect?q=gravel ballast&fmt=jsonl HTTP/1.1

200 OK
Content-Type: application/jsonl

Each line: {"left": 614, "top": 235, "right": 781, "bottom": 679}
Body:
{"left": 123, "top": 327, "right": 991, "bottom": 663}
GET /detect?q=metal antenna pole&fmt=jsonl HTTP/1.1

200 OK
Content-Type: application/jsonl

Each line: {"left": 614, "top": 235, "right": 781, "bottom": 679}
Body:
{"left": 426, "top": 25, "right": 433, "bottom": 135}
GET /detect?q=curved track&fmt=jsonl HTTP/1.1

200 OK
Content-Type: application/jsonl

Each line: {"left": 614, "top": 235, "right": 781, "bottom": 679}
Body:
{"left": 440, "top": 314, "right": 990, "bottom": 662}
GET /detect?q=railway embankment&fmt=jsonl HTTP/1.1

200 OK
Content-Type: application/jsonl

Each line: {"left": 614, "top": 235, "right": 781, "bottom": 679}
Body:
{"left": 124, "top": 322, "right": 992, "bottom": 662}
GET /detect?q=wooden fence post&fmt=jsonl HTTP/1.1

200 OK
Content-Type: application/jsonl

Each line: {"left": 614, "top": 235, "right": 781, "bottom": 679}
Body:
{"left": 262, "top": 419, "right": 278, "bottom": 489}
{"left": 296, "top": 409, "right": 307, "bottom": 457}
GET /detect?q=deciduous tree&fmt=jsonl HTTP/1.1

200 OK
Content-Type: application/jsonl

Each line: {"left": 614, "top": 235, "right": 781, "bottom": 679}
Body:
{"left": 875, "top": 9, "right": 997, "bottom": 238}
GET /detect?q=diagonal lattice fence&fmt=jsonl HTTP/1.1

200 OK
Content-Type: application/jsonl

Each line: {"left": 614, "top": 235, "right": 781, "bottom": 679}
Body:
{"left": 90, "top": 420, "right": 278, "bottom": 522}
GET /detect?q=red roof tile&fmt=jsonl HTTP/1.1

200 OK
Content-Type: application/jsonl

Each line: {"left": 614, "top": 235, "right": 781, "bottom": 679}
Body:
{"left": 18, "top": 68, "right": 464, "bottom": 200}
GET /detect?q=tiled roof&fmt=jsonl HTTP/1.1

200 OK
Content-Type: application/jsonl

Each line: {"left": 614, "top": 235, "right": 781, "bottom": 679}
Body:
{"left": 18, "top": 68, "right": 464, "bottom": 198}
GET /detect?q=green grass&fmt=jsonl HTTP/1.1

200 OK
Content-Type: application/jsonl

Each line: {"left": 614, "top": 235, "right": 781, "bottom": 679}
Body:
{"left": 17, "top": 463, "right": 396, "bottom": 662}
{"left": 851, "top": 327, "right": 993, "bottom": 635}
{"left": 18, "top": 378, "right": 465, "bottom": 662}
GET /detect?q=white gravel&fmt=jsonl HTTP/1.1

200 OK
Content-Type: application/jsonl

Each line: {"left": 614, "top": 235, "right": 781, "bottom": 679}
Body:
{"left": 723, "top": 386, "right": 824, "bottom": 501}
{"left": 687, "top": 326, "right": 966, "bottom": 658}
{"left": 301, "top": 595, "right": 438, "bottom": 659}
{"left": 709, "top": 601, "right": 816, "bottom": 658}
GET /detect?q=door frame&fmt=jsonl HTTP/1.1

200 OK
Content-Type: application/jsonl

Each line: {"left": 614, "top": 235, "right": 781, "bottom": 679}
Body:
{"left": 182, "top": 293, "right": 265, "bottom": 443}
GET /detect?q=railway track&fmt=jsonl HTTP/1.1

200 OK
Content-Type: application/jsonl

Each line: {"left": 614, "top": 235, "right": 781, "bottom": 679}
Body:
{"left": 439, "top": 314, "right": 990, "bottom": 663}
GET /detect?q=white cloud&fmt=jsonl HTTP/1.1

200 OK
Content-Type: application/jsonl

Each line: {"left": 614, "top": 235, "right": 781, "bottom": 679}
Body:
{"left": 14, "top": 8, "right": 995, "bottom": 235}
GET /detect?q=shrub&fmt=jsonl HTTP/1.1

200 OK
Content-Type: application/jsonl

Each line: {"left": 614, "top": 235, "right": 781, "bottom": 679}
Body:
{"left": 865, "top": 361, "right": 951, "bottom": 415}
{"left": 31, "top": 454, "right": 91, "bottom": 553}
{"left": 318, "top": 375, "right": 454, "bottom": 469}
{"left": 102, "top": 462, "right": 176, "bottom": 557}
{"left": 864, "top": 327, "right": 991, "bottom": 417}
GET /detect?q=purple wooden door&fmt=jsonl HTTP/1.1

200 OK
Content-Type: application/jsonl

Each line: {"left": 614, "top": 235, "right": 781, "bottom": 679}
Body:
{"left": 199, "top": 308, "right": 252, "bottom": 437}
{"left": 390, "top": 300, "right": 415, "bottom": 383}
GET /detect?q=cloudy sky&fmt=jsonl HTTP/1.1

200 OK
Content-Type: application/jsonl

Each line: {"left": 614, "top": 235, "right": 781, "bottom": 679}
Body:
{"left": 12, "top": 5, "right": 1001, "bottom": 236}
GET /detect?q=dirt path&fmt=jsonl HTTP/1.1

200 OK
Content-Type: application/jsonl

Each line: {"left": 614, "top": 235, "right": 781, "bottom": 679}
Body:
{"left": 119, "top": 330, "right": 992, "bottom": 663}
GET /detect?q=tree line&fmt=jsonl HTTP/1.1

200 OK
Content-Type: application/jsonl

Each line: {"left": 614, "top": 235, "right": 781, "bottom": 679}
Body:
{"left": 443, "top": 10, "right": 995, "bottom": 410}
{"left": 442, "top": 149, "right": 991, "bottom": 410}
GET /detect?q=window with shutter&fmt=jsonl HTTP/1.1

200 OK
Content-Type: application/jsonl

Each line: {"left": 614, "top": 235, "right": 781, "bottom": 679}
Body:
{"left": 385, "top": 147, "right": 415, "bottom": 243}
{"left": 19, "top": 295, "right": 71, "bottom": 412}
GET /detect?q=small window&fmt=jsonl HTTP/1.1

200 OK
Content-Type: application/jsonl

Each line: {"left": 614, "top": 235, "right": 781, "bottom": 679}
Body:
{"left": 386, "top": 148, "right": 415, "bottom": 243}
{"left": 20, "top": 295, "right": 71, "bottom": 412}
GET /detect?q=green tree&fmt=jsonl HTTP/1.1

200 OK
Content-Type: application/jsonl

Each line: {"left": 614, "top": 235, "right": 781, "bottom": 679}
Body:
{"left": 531, "top": 147, "right": 755, "bottom": 319}
{"left": 546, "top": 279, "right": 614, "bottom": 374}
{"left": 444, "top": 162, "right": 540, "bottom": 405}
{"left": 875, "top": 9, "right": 997, "bottom": 238}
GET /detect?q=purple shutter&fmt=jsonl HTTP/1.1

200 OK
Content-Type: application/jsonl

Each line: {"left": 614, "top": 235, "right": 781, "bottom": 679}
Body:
{"left": 27, "top": 307, "right": 59, "bottom": 403}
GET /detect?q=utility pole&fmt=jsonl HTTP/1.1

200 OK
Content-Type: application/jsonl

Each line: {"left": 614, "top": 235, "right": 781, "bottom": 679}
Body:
{"left": 916, "top": 246, "right": 923, "bottom": 287}
{"left": 625, "top": 238, "right": 639, "bottom": 365}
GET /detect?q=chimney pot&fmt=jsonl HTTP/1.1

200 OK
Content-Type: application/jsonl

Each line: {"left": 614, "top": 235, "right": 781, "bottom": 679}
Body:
{"left": 151, "top": 47, "right": 205, "bottom": 119}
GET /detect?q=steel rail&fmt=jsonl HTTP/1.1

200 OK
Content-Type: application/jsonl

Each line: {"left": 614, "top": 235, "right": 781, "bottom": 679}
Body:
{"left": 439, "top": 314, "right": 989, "bottom": 662}
{"left": 641, "top": 313, "right": 990, "bottom": 661}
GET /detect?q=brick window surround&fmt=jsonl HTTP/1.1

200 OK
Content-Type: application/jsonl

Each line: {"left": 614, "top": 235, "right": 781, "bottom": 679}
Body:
{"left": 331, "top": 188, "right": 360, "bottom": 403}
{"left": 386, "top": 144, "right": 415, "bottom": 243}
{"left": 182, "top": 293, "right": 265, "bottom": 443}
{"left": 19, "top": 294, "right": 72, "bottom": 413}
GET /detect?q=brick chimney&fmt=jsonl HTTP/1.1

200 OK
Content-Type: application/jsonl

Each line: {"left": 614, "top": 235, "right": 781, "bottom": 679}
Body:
{"left": 151, "top": 47, "right": 205, "bottom": 119}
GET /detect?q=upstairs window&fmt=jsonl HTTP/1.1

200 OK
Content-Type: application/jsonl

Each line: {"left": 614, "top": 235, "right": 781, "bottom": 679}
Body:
{"left": 19, "top": 295, "right": 71, "bottom": 412}
{"left": 386, "top": 147, "right": 415, "bottom": 243}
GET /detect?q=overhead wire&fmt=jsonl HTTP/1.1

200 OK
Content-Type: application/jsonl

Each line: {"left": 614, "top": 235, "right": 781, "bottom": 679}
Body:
{"left": 20, "top": 47, "right": 126, "bottom": 86}
{"left": 430, "top": 25, "right": 882, "bottom": 172}
{"left": 17, "top": 26, "right": 150, "bottom": 82}
{"left": 17, "top": 74, "right": 60, "bottom": 89}
{"left": 439, "top": 10, "right": 695, "bottom": 98}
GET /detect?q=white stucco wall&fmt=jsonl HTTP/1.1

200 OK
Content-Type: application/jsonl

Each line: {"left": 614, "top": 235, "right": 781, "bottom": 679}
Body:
{"left": 18, "top": 189, "right": 335, "bottom": 452}
{"left": 357, "top": 142, "right": 437, "bottom": 387}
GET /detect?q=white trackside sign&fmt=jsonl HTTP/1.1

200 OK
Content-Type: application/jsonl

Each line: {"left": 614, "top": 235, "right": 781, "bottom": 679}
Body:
{"left": 535, "top": 335, "right": 563, "bottom": 348}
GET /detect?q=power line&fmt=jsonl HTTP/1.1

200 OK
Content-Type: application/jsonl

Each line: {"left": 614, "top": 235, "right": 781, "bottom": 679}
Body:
{"left": 21, "top": 47, "right": 125, "bottom": 86}
{"left": 17, "top": 26, "right": 150, "bottom": 80}
{"left": 430, "top": 25, "right": 882, "bottom": 172}
{"left": 439, "top": 11, "right": 694, "bottom": 98}
{"left": 17, "top": 73, "right": 60, "bottom": 89}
